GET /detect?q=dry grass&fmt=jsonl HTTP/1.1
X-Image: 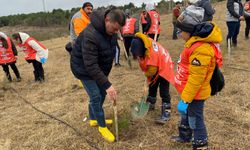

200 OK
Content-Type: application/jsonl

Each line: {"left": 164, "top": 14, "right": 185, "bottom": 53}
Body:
{"left": 0, "top": 1, "right": 250, "bottom": 149}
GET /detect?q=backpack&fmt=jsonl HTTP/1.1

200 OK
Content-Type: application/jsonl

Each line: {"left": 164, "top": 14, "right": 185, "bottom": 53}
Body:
{"left": 210, "top": 64, "right": 225, "bottom": 96}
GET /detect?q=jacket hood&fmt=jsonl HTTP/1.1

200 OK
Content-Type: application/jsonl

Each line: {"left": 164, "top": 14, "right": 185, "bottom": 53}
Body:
{"left": 0, "top": 32, "right": 8, "bottom": 40}
{"left": 185, "top": 22, "right": 223, "bottom": 48}
{"left": 90, "top": 10, "right": 106, "bottom": 35}
{"left": 19, "top": 32, "right": 30, "bottom": 44}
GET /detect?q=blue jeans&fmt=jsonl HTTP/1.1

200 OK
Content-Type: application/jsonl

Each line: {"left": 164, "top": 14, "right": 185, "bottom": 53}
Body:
{"left": 180, "top": 100, "right": 207, "bottom": 142}
{"left": 226, "top": 21, "right": 240, "bottom": 45}
{"left": 81, "top": 80, "right": 107, "bottom": 127}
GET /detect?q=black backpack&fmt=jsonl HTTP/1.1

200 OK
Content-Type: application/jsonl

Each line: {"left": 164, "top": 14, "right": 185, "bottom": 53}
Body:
{"left": 210, "top": 64, "right": 225, "bottom": 96}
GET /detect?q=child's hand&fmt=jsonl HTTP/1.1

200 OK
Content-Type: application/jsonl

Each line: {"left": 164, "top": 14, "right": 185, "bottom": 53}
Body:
{"left": 177, "top": 99, "right": 189, "bottom": 115}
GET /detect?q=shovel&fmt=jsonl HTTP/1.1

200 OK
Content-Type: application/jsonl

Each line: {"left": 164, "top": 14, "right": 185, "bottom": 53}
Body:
{"left": 113, "top": 99, "right": 119, "bottom": 141}
{"left": 131, "top": 79, "right": 149, "bottom": 120}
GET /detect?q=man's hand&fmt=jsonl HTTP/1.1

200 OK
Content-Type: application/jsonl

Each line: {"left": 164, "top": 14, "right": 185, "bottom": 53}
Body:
{"left": 106, "top": 85, "right": 117, "bottom": 101}
{"left": 239, "top": 16, "right": 245, "bottom": 21}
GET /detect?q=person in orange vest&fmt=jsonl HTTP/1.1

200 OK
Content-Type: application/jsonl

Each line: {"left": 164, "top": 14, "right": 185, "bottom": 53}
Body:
{"left": 12, "top": 32, "right": 48, "bottom": 82}
{"left": 144, "top": 3, "right": 161, "bottom": 41}
{"left": 69, "top": 2, "right": 93, "bottom": 45}
{"left": 121, "top": 9, "right": 139, "bottom": 56}
{"left": 170, "top": 5, "right": 223, "bottom": 150}
{"left": 0, "top": 32, "right": 21, "bottom": 82}
{"left": 140, "top": 10, "right": 148, "bottom": 33}
{"left": 130, "top": 33, "right": 175, "bottom": 124}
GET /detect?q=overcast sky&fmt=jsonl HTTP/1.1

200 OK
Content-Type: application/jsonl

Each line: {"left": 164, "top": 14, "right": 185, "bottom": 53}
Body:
{"left": 0, "top": 0, "right": 164, "bottom": 17}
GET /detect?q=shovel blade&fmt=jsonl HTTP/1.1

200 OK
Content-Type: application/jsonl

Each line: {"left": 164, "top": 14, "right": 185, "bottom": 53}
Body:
{"left": 131, "top": 97, "right": 149, "bottom": 120}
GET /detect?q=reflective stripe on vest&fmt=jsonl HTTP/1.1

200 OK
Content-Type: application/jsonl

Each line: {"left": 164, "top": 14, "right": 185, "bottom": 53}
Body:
{"left": 122, "top": 18, "right": 137, "bottom": 35}
{"left": 0, "top": 37, "right": 16, "bottom": 64}
{"left": 147, "top": 11, "right": 161, "bottom": 34}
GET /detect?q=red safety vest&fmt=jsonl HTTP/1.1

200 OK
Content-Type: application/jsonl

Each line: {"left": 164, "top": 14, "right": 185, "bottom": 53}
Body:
{"left": 19, "top": 37, "right": 47, "bottom": 60}
{"left": 140, "top": 13, "right": 147, "bottom": 24}
{"left": 174, "top": 42, "right": 223, "bottom": 97}
{"left": 122, "top": 18, "right": 137, "bottom": 35}
{"left": 147, "top": 10, "right": 161, "bottom": 34}
{"left": 139, "top": 39, "right": 175, "bottom": 84}
{"left": 0, "top": 37, "right": 16, "bottom": 64}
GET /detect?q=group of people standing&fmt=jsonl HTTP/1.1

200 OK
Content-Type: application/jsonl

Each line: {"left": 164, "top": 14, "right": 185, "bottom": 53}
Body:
{"left": 68, "top": 1, "right": 223, "bottom": 150}
{"left": 0, "top": 32, "right": 48, "bottom": 83}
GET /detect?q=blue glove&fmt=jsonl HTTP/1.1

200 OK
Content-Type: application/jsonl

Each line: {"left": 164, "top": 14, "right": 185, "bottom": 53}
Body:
{"left": 40, "top": 57, "right": 47, "bottom": 64}
{"left": 177, "top": 99, "right": 189, "bottom": 115}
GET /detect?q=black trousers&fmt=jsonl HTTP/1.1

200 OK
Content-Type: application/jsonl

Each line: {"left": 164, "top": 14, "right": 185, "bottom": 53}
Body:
{"left": 148, "top": 34, "right": 160, "bottom": 42}
{"left": 123, "top": 36, "right": 133, "bottom": 56}
{"left": 1, "top": 63, "right": 20, "bottom": 81}
{"left": 142, "top": 24, "right": 147, "bottom": 33}
{"left": 245, "top": 19, "right": 250, "bottom": 38}
{"left": 27, "top": 60, "right": 44, "bottom": 81}
{"left": 148, "top": 76, "right": 171, "bottom": 103}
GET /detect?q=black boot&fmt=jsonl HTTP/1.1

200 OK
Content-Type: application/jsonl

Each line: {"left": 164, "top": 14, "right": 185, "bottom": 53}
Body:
{"left": 146, "top": 96, "right": 156, "bottom": 110}
{"left": 6, "top": 73, "right": 12, "bottom": 82}
{"left": 155, "top": 102, "right": 171, "bottom": 124}
{"left": 171, "top": 124, "right": 192, "bottom": 143}
{"left": 193, "top": 139, "right": 208, "bottom": 150}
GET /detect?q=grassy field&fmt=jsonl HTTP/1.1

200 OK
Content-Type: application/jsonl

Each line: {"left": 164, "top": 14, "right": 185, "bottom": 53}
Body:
{"left": 0, "top": 1, "right": 250, "bottom": 150}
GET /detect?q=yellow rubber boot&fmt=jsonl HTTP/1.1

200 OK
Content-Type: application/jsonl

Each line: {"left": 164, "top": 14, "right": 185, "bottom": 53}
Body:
{"left": 89, "top": 120, "right": 113, "bottom": 127}
{"left": 98, "top": 127, "right": 115, "bottom": 142}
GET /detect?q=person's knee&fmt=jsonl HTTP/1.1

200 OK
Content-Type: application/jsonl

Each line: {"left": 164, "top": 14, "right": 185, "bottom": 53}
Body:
{"left": 188, "top": 116, "right": 196, "bottom": 130}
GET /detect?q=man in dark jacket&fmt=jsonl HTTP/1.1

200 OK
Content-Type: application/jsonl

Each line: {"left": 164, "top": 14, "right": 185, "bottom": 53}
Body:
{"left": 70, "top": 8, "right": 125, "bottom": 142}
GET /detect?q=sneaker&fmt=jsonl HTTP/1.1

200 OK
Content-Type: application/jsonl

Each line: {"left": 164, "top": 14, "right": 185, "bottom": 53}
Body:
{"left": 16, "top": 77, "right": 21, "bottom": 82}
{"left": 89, "top": 119, "right": 113, "bottom": 127}
{"left": 98, "top": 127, "right": 115, "bottom": 142}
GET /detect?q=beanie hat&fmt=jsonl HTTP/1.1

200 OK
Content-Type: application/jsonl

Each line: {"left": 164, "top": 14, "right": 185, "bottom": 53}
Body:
{"left": 82, "top": 2, "right": 93, "bottom": 9}
{"left": 176, "top": 5, "right": 204, "bottom": 34}
{"left": 131, "top": 38, "right": 146, "bottom": 58}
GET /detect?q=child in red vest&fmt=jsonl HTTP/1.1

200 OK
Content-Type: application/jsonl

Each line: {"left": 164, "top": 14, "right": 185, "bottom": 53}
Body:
{"left": 12, "top": 32, "right": 48, "bottom": 82}
{"left": 171, "top": 5, "right": 223, "bottom": 150}
{"left": 0, "top": 32, "right": 21, "bottom": 82}
{"left": 131, "top": 32, "right": 175, "bottom": 124}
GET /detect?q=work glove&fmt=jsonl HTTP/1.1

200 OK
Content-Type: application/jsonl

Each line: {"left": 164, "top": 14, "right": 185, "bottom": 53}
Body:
{"left": 177, "top": 99, "right": 189, "bottom": 115}
{"left": 40, "top": 57, "right": 47, "bottom": 64}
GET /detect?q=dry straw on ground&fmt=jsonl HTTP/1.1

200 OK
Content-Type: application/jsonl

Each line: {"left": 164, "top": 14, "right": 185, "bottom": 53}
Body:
{"left": 0, "top": 1, "right": 249, "bottom": 150}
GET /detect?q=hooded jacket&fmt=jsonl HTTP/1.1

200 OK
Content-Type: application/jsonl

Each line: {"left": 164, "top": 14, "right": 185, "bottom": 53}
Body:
{"left": 17, "top": 32, "right": 48, "bottom": 63}
{"left": 70, "top": 10, "right": 117, "bottom": 89}
{"left": 175, "top": 22, "right": 223, "bottom": 103}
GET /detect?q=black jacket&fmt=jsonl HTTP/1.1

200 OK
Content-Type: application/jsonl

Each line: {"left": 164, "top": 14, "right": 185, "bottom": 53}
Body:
{"left": 227, "top": 0, "right": 244, "bottom": 18}
{"left": 70, "top": 10, "right": 117, "bottom": 89}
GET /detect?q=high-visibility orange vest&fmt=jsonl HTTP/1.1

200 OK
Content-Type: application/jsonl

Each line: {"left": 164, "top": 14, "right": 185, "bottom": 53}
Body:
{"left": 139, "top": 38, "right": 175, "bottom": 84}
{"left": 122, "top": 18, "right": 137, "bottom": 35}
{"left": 0, "top": 37, "right": 16, "bottom": 64}
{"left": 140, "top": 13, "right": 147, "bottom": 24}
{"left": 174, "top": 42, "right": 223, "bottom": 99}
{"left": 19, "top": 37, "right": 47, "bottom": 60}
{"left": 147, "top": 10, "right": 161, "bottom": 34}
